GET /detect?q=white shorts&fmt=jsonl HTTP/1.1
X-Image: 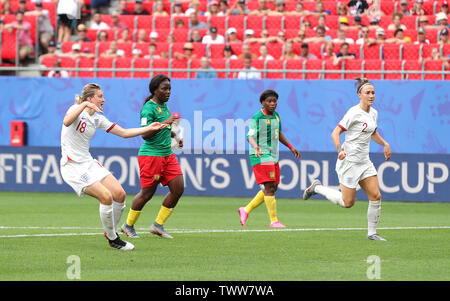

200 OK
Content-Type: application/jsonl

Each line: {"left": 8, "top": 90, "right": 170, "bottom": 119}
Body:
{"left": 61, "top": 159, "right": 111, "bottom": 197}
{"left": 335, "top": 158, "right": 377, "bottom": 189}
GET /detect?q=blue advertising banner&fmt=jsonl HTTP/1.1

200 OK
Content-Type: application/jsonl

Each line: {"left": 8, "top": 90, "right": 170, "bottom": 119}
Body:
{"left": 0, "top": 146, "right": 448, "bottom": 202}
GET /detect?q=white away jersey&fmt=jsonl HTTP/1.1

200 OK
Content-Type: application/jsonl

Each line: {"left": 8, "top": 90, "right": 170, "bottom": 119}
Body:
{"left": 338, "top": 105, "right": 378, "bottom": 163}
{"left": 61, "top": 104, "right": 115, "bottom": 164}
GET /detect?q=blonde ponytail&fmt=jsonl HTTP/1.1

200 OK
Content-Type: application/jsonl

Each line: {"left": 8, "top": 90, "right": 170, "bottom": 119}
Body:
{"left": 75, "top": 83, "right": 101, "bottom": 104}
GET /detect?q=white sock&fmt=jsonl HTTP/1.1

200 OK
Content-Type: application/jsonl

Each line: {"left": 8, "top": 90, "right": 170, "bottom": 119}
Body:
{"left": 99, "top": 204, "right": 117, "bottom": 240}
{"left": 315, "top": 185, "right": 346, "bottom": 207}
{"left": 367, "top": 200, "right": 381, "bottom": 236}
{"left": 112, "top": 201, "right": 126, "bottom": 233}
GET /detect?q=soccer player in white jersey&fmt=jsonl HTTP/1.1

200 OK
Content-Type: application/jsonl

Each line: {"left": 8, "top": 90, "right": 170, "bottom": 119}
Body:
{"left": 303, "top": 78, "right": 392, "bottom": 241}
{"left": 60, "top": 83, "right": 167, "bottom": 250}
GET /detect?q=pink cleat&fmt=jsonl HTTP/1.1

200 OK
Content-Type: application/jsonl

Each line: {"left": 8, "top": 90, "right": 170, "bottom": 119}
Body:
{"left": 238, "top": 207, "right": 249, "bottom": 226}
{"left": 270, "top": 221, "right": 286, "bottom": 228}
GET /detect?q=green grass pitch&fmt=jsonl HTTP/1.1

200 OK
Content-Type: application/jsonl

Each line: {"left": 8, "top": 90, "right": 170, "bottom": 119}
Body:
{"left": 1, "top": 192, "right": 450, "bottom": 281}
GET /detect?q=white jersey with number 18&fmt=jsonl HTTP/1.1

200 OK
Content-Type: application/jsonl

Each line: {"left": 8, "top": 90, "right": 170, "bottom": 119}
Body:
{"left": 338, "top": 105, "right": 378, "bottom": 164}
{"left": 60, "top": 104, "right": 116, "bottom": 165}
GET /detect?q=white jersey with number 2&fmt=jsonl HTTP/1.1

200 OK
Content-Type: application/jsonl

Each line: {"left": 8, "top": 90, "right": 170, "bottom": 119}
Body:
{"left": 61, "top": 104, "right": 116, "bottom": 165}
{"left": 338, "top": 105, "right": 378, "bottom": 164}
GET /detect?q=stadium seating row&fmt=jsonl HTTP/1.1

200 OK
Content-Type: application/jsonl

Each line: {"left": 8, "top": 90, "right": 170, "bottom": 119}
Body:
{"left": 40, "top": 56, "right": 449, "bottom": 80}
{"left": 58, "top": 41, "right": 449, "bottom": 61}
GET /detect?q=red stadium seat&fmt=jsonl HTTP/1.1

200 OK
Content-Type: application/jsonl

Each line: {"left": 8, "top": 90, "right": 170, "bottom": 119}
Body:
{"left": 421, "top": 43, "right": 439, "bottom": 59}
{"left": 380, "top": 1, "right": 395, "bottom": 15}
{"left": 266, "top": 59, "right": 285, "bottom": 79}
{"left": 189, "top": 58, "right": 201, "bottom": 79}
{"left": 424, "top": 60, "right": 445, "bottom": 80}
{"left": 136, "top": 15, "right": 153, "bottom": 29}
{"left": 59, "top": 57, "right": 76, "bottom": 77}
{"left": 77, "top": 57, "right": 95, "bottom": 78}
{"left": 283, "top": 15, "right": 301, "bottom": 31}
{"left": 403, "top": 59, "right": 423, "bottom": 80}
{"left": 208, "top": 43, "right": 226, "bottom": 58}
{"left": 97, "top": 42, "right": 111, "bottom": 57}
{"left": 383, "top": 59, "right": 403, "bottom": 80}
{"left": 324, "top": 59, "right": 343, "bottom": 79}
{"left": 171, "top": 58, "right": 189, "bottom": 78}
{"left": 209, "top": 58, "right": 227, "bottom": 78}
{"left": 209, "top": 16, "right": 227, "bottom": 30}
{"left": 115, "top": 57, "right": 132, "bottom": 78}
{"left": 265, "top": 16, "right": 283, "bottom": 30}
{"left": 304, "top": 59, "right": 323, "bottom": 80}
{"left": 172, "top": 28, "right": 189, "bottom": 43}
{"left": 118, "top": 42, "right": 133, "bottom": 57}
{"left": 267, "top": 43, "right": 284, "bottom": 60}
{"left": 362, "top": 44, "right": 381, "bottom": 60}
{"left": 40, "top": 56, "right": 59, "bottom": 76}
{"left": 151, "top": 57, "right": 170, "bottom": 76}
{"left": 96, "top": 57, "right": 114, "bottom": 78}
{"left": 382, "top": 43, "right": 401, "bottom": 60}
{"left": 324, "top": 15, "right": 340, "bottom": 30}
{"left": 119, "top": 15, "right": 137, "bottom": 30}
{"left": 228, "top": 59, "right": 243, "bottom": 78}
{"left": 343, "top": 59, "right": 363, "bottom": 80}
{"left": 246, "top": 15, "right": 264, "bottom": 30}
{"left": 133, "top": 58, "right": 151, "bottom": 78}
{"left": 252, "top": 59, "right": 266, "bottom": 78}
{"left": 402, "top": 43, "right": 420, "bottom": 60}
{"left": 172, "top": 16, "right": 190, "bottom": 29}
{"left": 227, "top": 15, "right": 245, "bottom": 30}
{"left": 285, "top": 59, "right": 303, "bottom": 79}
{"left": 363, "top": 59, "right": 383, "bottom": 80}
{"left": 1, "top": 28, "right": 17, "bottom": 62}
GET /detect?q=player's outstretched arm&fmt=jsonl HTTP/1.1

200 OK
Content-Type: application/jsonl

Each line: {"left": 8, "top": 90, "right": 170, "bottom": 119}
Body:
{"left": 332, "top": 126, "right": 347, "bottom": 160}
{"left": 63, "top": 102, "right": 103, "bottom": 127}
{"left": 371, "top": 130, "right": 391, "bottom": 161}
{"left": 279, "top": 132, "right": 301, "bottom": 159}
{"left": 109, "top": 122, "right": 168, "bottom": 139}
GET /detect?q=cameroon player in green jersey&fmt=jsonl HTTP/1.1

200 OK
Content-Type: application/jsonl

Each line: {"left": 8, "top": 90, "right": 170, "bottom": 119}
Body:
{"left": 238, "top": 89, "right": 301, "bottom": 228}
{"left": 122, "top": 75, "right": 184, "bottom": 239}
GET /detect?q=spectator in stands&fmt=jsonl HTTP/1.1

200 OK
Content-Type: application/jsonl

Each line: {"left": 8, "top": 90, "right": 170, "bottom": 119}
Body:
{"left": 189, "top": 12, "right": 208, "bottom": 29}
{"left": 202, "top": 26, "right": 225, "bottom": 44}
{"left": 392, "top": 28, "right": 412, "bottom": 44}
{"left": 438, "top": 28, "right": 449, "bottom": 44}
{"left": 301, "top": 19, "right": 312, "bottom": 30}
{"left": 347, "top": 0, "right": 368, "bottom": 16}
{"left": 356, "top": 27, "right": 376, "bottom": 45}
{"left": 238, "top": 43, "right": 257, "bottom": 59}
{"left": 196, "top": 56, "right": 218, "bottom": 79}
{"left": 97, "top": 30, "right": 109, "bottom": 42}
{"left": 230, "top": 0, "right": 250, "bottom": 15}
{"left": 303, "top": 25, "right": 331, "bottom": 43}
{"left": 289, "top": 29, "right": 306, "bottom": 44}
{"left": 368, "top": 18, "right": 381, "bottom": 30}
{"left": 226, "top": 27, "right": 241, "bottom": 43}
{"left": 333, "top": 29, "right": 355, "bottom": 44}
{"left": 17, "top": 0, "right": 28, "bottom": 13}
{"left": 435, "top": 13, "right": 449, "bottom": 30}
{"left": 205, "top": 1, "right": 220, "bottom": 17}
{"left": 172, "top": 2, "right": 184, "bottom": 16}
{"left": 352, "top": 16, "right": 364, "bottom": 29}
{"left": 217, "top": 0, "right": 229, "bottom": 16}
{"left": 132, "top": 48, "right": 142, "bottom": 58}
{"left": 388, "top": 13, "right": 407, "bottom": 31}
{"left": 137, "top": 29, "right": 148, "bottom": 43}
{"left": 1, "top": 0, "right": 13, "bottom": 15}
{"left": 149, "top": 31, "right": 159, "bottom": 43}
{"left": 333, "top": 42, "right": 355, "bottom": 65}
{"left": 280, "top": 41, "right": 299, "bottom": 59}
{"left": 243, "top": 28, "right": 255, "bottom": 42}
{"left": 313, "top": 1, "right": 331, "bottom": 15}
{"left": 60, "top": 43, "right": 95, "bottom": 59}
{"left": 314, "top": 14, "right": 330, "bottom": 31}
{"left": 110, "top": 11, "right": 127, "bottom": 30}
{"left": 26, "top": 1, "right": 54, "bottom": 55}
{"left": 440, "top": 2, "right": 449, "bottom": 15}
{"left": 56, "top": 0, "right": 80, "bottom": 44}
{"left": 118, "top": 0, "right": 130, "bottom": 15}
{"left": 175, "top": 18, "right": 185, "bottom": 29}
{"left": 299, "top": 42, "right": 318, "bottom": 60}
{"left": 75, "top": 24, "right": 91, "bottom": 42}
{"left": 144, "top": 43, "right": 161, "bottom": 59}
{"left": 174, "top": 42, "right": 197, "bottom": 60}
{"left": 166, "top": 32, "right": 176, "bottom": 43}
{"left": 398, "top": 0, "right": 410, "bottom": 16}
{"left": 223, "top": 44, "right": 238, "bottom": 59}
{"left": 336, "top": 2, "right": 348, "bottom": 16}
{"left": 190, "top": 29, "right": 203, "bottom": 42}
{"left": 322, "top": 41, "right": 336, "bottom": 60}
{"left": 101, "top": 40, "right": 125, "bottom": 58}
{"left": 90, "top": 0, "right": 110, "bottom": 15}
{"left": 153, "top": 0, "right": 168, "bottom": 16}
{"left": 250, "top": 0, "right": 272, "bottom": 16}
{"left": 269, "top": 0, "right": 288, "bottom": 16}
{"left": 39, "top": 40, "right": 61, "bottom": 62}
{"left": 134, "top": 0, "right": 150, "bottom": 15}
{"left": 185, "top": 0, "right": 203, "bottom": 16}
{"left": 47, "top": 60, "right": 70, "bottom": 78}
{"left": 4, "top": 10, "right": 33, "bottom": 62}
{"left": 418, "top": 15, "right": 429, "bottom": 29}
{"left": 258, "top": 43, "right": 274, "bottom": 60}
{"left": 420, "top": 47, "right": 450, "bottom": 69}
{"left": 414, "top": 28, "right": 430, "bottom": 45}
{"left": 237, "top": 54, "right": 261, "bottom": 79}
{"left": 375, "top": 27, "right": 386, "bottom": 44}
{"left": 338, "top": 17, "right": 350, "bottom": 30}
{"left": 290, "top": 2, "right": 311, "bottom": 16}
{"left": 90, "top": 12, "right": 110, "bottom": 30}
{"left": 117, "top": 28, "right": 130, "bottom": 42}
{"left": 409, "top": 0, "right": 425, "bottom": 16}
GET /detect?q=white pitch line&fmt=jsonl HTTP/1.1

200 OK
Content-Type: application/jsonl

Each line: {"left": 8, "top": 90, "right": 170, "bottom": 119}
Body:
{"left": 0, "top": 226, "right": 449, "bottom": 238}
